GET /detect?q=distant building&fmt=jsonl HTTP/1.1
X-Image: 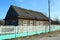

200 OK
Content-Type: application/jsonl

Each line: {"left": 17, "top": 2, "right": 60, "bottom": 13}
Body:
{"left": 4, "top": 5, "right": 49, "bottom": 26}
{"left": 51, "top": 20, "right": 60, "bottom": 25}
{"left": 0, "top": 20, "right": 4, "bottom": 25}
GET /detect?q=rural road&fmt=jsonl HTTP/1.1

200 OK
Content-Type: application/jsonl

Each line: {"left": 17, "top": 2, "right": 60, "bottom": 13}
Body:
{"left": 38, "top": 31, "right": 60, "bottom": 40}
{"left": 39, "top": 36, "right": 60, "bottom": 40}
{"left": 8, "top": 31, "right": 60, "bottom": 40}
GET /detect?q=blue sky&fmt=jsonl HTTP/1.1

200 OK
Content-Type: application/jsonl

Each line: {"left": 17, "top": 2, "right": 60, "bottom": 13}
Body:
{"left": 0, "top": 0, "right": 60, "bottom": 20}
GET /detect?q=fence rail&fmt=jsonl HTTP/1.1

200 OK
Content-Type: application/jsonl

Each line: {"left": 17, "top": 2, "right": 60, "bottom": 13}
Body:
{"left": 0, "top": 25, "right": 60, "bottom": 35}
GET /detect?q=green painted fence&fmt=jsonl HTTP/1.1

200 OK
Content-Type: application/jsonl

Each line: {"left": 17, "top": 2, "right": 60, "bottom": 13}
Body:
{"left": 0, "top": 25, "right": 60, "bottom": 40}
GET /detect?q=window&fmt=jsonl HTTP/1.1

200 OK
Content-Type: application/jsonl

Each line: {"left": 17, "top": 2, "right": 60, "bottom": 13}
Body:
{"left": 36, "top": 21, "right": 40, "bottom": 26}
{"left": 23, "top": 20, "right": 27, "bottom": 26}
{"left": 30, "top": 20, "right": 33, "bottom": 26}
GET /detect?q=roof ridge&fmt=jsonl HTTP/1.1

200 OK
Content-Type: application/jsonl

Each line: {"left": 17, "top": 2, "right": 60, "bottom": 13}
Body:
{"left": 10, "top": 5, "right": 43, "bottom": 13}
{"left": 9, "top": 5, "right": 49, "bottom": 21}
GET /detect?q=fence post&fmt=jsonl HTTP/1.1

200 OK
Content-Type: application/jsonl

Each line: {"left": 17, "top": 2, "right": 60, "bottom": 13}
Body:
{"left": 15, "top": 26, "right": 17, "bottom": 38}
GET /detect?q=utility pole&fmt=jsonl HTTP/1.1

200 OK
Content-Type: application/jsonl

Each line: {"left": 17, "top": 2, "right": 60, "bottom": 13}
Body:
{"left": 48, "top": 0, "right": 51, "bottom": 32}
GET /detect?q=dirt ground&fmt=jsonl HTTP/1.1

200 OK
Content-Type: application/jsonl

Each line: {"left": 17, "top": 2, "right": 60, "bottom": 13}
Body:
{"left": 8, "top": 30, "right": 60, "bottom": 40}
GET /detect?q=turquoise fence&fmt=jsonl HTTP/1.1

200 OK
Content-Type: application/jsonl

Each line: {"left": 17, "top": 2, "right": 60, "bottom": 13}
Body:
{"left": 0, "top": 25, "right": 60, "bottom": 40}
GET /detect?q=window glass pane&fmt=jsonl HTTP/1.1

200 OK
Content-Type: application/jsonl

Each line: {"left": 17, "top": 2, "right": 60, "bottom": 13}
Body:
{"left": 30, "top": 20, "right": 33, "bottom": 26}
{"left": 23, "top": 20, "right": 27, "bottom": 26}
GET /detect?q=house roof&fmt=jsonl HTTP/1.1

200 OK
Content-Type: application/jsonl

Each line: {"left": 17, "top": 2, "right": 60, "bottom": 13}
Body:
{"left": 7, "top": 5, "right": 49, "bottom": 21}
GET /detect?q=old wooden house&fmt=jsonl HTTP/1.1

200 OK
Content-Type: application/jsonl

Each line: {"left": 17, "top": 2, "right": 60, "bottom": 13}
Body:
{"left": 4, "top": 5, "right": 49, "bottom": 26}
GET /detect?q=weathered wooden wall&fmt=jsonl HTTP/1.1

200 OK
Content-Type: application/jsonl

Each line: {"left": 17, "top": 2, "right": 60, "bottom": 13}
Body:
{"left": 18, "top": 19, "right": 48, "bottom": 26}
